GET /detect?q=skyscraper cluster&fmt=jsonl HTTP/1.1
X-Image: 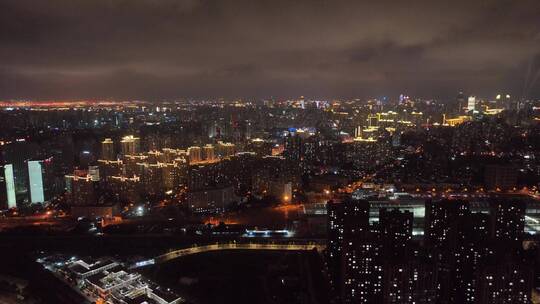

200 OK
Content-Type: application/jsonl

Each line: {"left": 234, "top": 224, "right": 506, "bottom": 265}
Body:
{"left": 0, "top": 156, "right": 57, "bottom": 209}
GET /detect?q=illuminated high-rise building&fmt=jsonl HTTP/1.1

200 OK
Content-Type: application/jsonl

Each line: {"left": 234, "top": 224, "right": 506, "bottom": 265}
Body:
{"left": 456, "top": 91, "right": 466, "bottom": 113}
{"left": 120, "top": 135, "right": 140, "bottom": 156}
{"left": 0, "top": 165, "right": 6, "bottom": 209}
{"left": 425, "top": 199, "right": 469, "bottom": 249}
{"left": 1, "top": 164, "right": 17, "bottom": 209}
{"left": 476, "top": 262, "right": 533, "bottom": 304}
{"left": 27, "top": 158, "right": 54, "bottom": 204}
{"left": 4, "top": 164, "right": 16, "bottom": 208}
{"left": 1, "top": 141, "right": 40, "bottom": 203}
{"left": 284, "top": 134, "right": 304, "bottom": 161}
{"left": 382, "top": 259, "right": 438, "bottom": 304}
{"left": 489, "top": 198, "right": 526, "bottom": 243}
{"left": 425, "top": 199, "right": 470, "bottom": 302}
{"left": 326, "top": 198, "right": 370, "bottom": 300}
{"left": 467, "top": 96, "right": 476, "bottom": 112}
{"left": 379, "top": 208, "right": 413, "bottom": 256}
{"left": 342, "top": 237, "right": 382, "bottom": 303}
{"left": 216, "top": 141, "right": 236, "bottom": 158}
{"left": 203, "top": 144, "right": 215, "bottom": 161}
{"left": 161, "top": 162, "right": 185, "bottom": 191}
{"left": 187, "top": 146, "right": 202, "bottom": 163}
{"left": 354, "top": 126, "right": 362, "bottom": 138}
{"left": 326, "top": 200, "right": 346, "bottom": 296}
{"left": 101, "top": 138, "right": 115, "bottom": 160}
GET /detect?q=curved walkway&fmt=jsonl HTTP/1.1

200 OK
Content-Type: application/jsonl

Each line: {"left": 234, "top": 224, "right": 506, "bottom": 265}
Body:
{"left": 131, "top": 242, "right": 325, "bottom": 268}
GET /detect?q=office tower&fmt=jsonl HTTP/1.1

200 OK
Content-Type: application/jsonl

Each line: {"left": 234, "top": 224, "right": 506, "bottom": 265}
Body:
{"left": 187, "top": 146, "right": 202, "bottom": 163}
{"left": 467, "top": 96, "right": 476, "bottom": 112}
{"left": 1, "top": 164, "right": 16, "bottom": 209}
{"left": 120, "top": 135, "right": 140, "bottom": 156}
{"left": 1, "top": 141, "right": 40, "bottom": 203}
{"left": 5, "top": 164, "right": 16, "bottom": 208}
{"left": 489, "top": 197, "right": 526, "bottom": 242}
{"left": 28, "top": 158, "right": 54, "bottom": 204}
{"left": 28, "top": 160, "right": 45, "bottom": 203}
{"left": 101, "top": 138, "right": 115, "bottom": 160}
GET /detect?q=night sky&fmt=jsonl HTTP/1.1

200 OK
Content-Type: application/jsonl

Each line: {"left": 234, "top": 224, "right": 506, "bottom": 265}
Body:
{"left": 1, "top": 0, "right": 540, "bottom": 100}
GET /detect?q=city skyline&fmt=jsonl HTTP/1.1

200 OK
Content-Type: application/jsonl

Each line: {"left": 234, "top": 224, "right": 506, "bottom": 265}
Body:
{"left": 1, "top": 2, "right": 540, "bottom": 304}
{"left": 0, "top": 83, "right": 538, "bottom": 304}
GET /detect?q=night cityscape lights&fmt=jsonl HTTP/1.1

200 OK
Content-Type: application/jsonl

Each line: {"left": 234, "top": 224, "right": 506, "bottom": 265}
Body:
{"left": 1, "top": 1, "right": 540, "bottom": 303}
{"left": 0, "top": 95, "right": 539, "bottom": 303}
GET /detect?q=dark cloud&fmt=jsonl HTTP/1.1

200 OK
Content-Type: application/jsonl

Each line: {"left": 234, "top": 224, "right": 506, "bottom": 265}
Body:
{"left": 1, "top": 0, "right": 540, "bottom": 100}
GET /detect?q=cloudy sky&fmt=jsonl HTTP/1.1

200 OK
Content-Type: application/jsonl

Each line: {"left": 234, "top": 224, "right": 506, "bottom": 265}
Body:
{"left": 1, "top": 0, "right": 540, "bottom": 100}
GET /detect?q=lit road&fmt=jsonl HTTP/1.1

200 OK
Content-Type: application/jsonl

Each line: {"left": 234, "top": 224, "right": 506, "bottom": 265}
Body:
{"left": 132, "top": 241, "right": 326, "bottom": 268}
